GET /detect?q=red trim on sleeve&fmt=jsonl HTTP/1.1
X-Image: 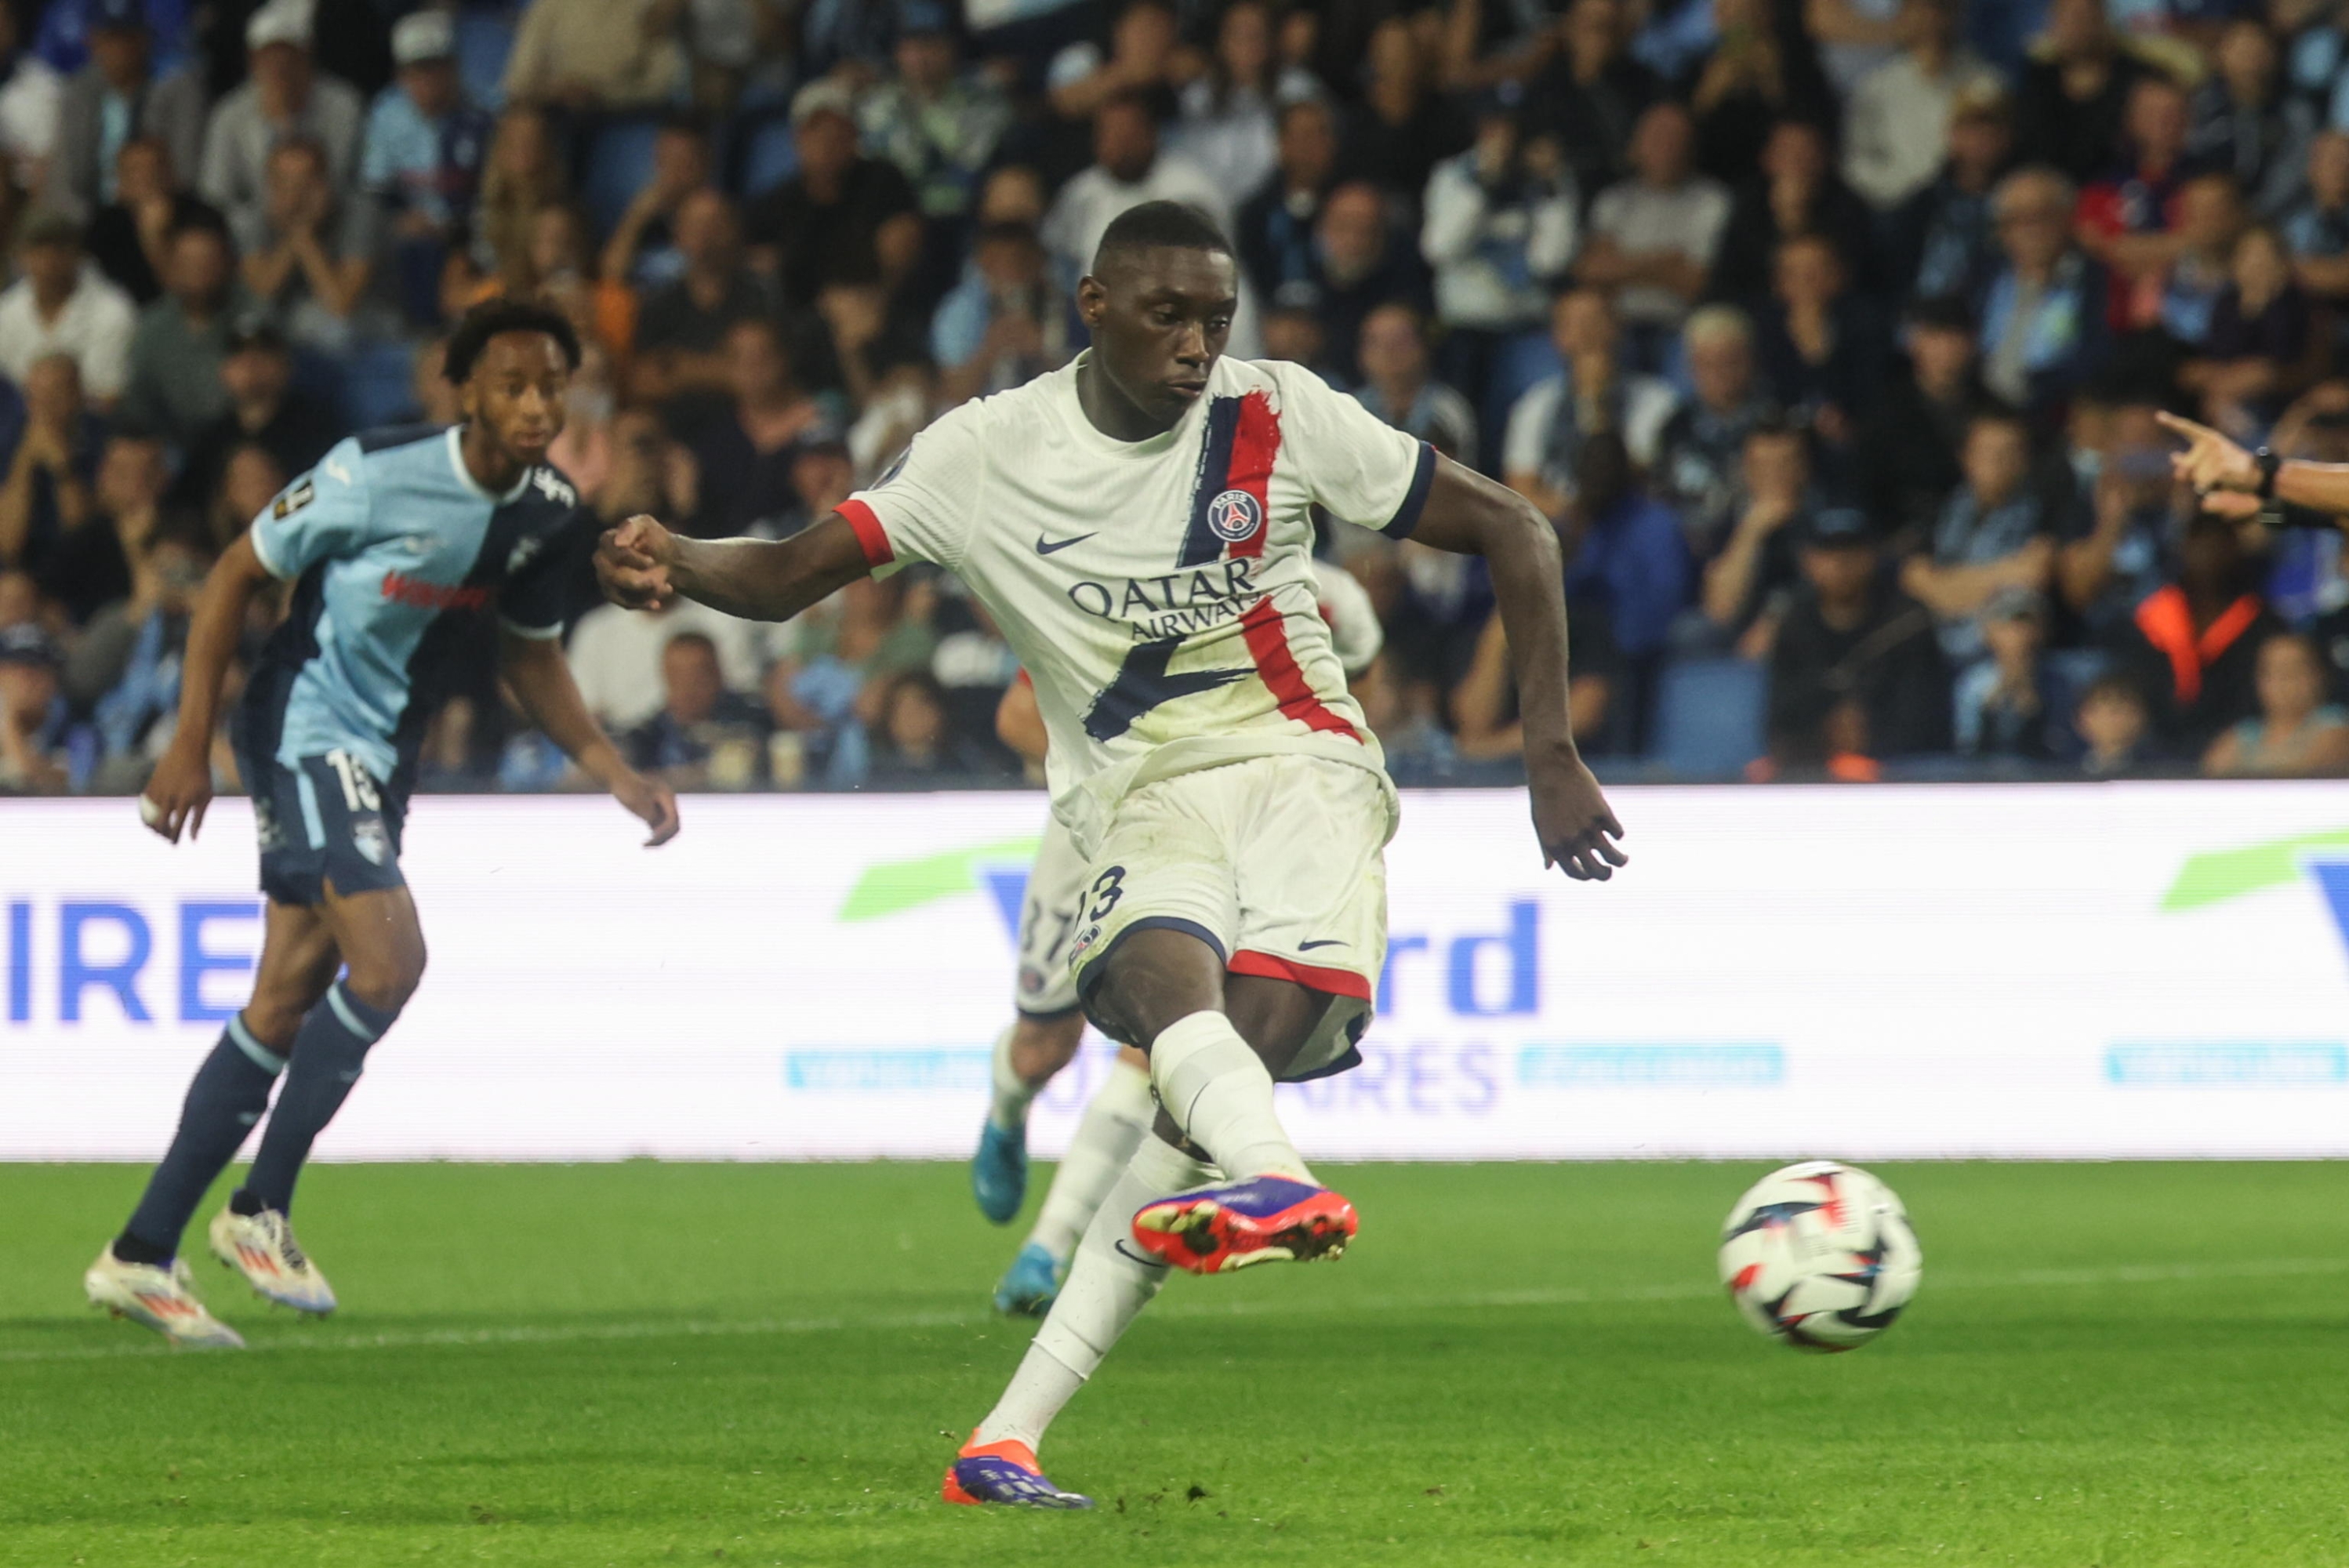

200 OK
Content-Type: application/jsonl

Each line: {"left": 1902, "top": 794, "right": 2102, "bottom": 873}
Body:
{"left": 1228, "top": 949, "right": 1373, "bottom": 1001}
{"left": 835, "top": 499, "right": 894, "bottom": 568}
{"left": 1239, "top": 598, "right": 1360, "bottom": 740}
{"left": 1225, "top": 391, "right": 1282, "bottom": 560}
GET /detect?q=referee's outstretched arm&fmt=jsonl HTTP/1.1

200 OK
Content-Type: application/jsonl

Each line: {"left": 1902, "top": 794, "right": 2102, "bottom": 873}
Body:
{"left": 2162, "top": 411, "right": 2349, "bottom": 520}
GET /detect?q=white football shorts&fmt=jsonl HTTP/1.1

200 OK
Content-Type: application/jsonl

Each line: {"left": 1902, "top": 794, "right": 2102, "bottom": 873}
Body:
{"left": 1066, "top": 753, "right": 1394, "bottom": 1081}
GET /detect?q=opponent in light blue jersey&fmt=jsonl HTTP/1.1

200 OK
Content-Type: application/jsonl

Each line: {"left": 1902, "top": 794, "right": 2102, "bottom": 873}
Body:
{"left": 85, "top": 301, "right": 681, "bottom": 1348}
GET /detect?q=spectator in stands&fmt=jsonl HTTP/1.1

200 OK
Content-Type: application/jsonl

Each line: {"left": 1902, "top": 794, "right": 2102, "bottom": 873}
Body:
{"left": 1860, "top": 294, "right": 1995, "bottom": 535}
{"left": 1652, "top": 304, "right": 1772, "bottom": 561}
{"left": 1563, "top": 430, "right": 1690, "bottom": 742}
{"left": 2184, "top": 223, "right": 2321, "bottom": 437}
{"left": 625, "top": 630, "right": 772, "bottom": 790}
{"left": 2015, "top": 0, "right": 2149, "bottom": 183}
{"left": 2109, "top": 511, "right": 2280, "bottom": 754}
{"left": 1502, "top": 285, "right": 1677, "bottom": 521}
{"left": 1904, "top": 407, "right": 2057, "bottom": 667}
{"left": 2057, "top": 397, "right": 2177, "bottom": 637}
{"left": 1421, "top": 100, "right": 1578, "bottom": 389}
{"left": 2203, "top": 630, "right": 2349, "bottom": 775}
{"left": 1954, "top": 586, "right": 2063, "bottom": 759}
{"left": 1343, "top": 15, "right": 1471, "bottom": 201}
{"left": 1306, "top": 181, "right": 1429, "bottom": 384}
{"left": 2077, "top": 672, "right": 2157, "bottom": 774}
{"left": 502, "top": 0, "right": 684, "bottom": 109}
{"left": 1041, "top": 91, "right": 1227, "bottom": 286}
{"left": 1236, "top": 97, "right": 1338, "bottom": 303}
{"left": 1754, "top": 231, "right": 1887, "bottom": 443}
{"left": 0, "top": 620, "right": 71, "bottom": 792}
{"left": 204, "top": 440, "right": 281, "bottom": 550}
{"left": 1842, "top": 0, "right": 1999, "bottom": 215}
{"left": 865, "top": 667, "right": 1006, "bottom": 785}
{"left": 0, "top": 355, "right": 100, "bottom": 581}
{"left": 363, "top": 10, "right": 489, "bottom": 326}
{"left": 2145, "top": 173, "right": 2248, "bottom": 347}
{"left": 1766, "top": 506, "right": 1952, "bottom": 768}
{"left": 0, "top": 212, "right": 136, "bottom": 404}
{"left": 1686, "top": 0, "right": 1835, "bottom": 187}
{"left": 43, "top": 0, "right": 205, "bottom": 227}
{"left": 1895, "top": 82, "right": 2014, "bottom": 305}
{"left": 1448, "top": 594, "right": 1624, "bottom": 760}
{"left": 198, "top": 4, "right": 364, "bottom": 241}
{"left": 1166, "top": 0, "right": 1302, "bottom": 201}
{"left": 42, "top": 428, "right": 180, "bottom": 622}
{"left": 171, "top": 319, "right": 336, "bottom": 512}
{"left": 473, "top": 108, "right": 569, "bottom": 290}
{"left": 1045, "top": 1, "right": 1181, "bottom": 127}
{"left": 1351, "top": 303, "right": 1479, "bottom": 467}
{"left": 1258, "top": 298, "right": 1332, "bottom": 376}
{"left": 859, "top": 3, "right": 1012, "bottom": 225}
{"left": 119, "top": 212, "right": 238, "bottom": 446}
{"left": 2282, "top": 130, "right": 2349, "bottom": 307}
{"left": 83, "top": 135, "right": 218, "bottom": 307}
{"left": 1977, "top": 165, "right": 2110, "bottom": 416}
{"left": 2075, "top": 78, "right": 2207, "bottom": 328}
{"left": 235, "top": 137, "right": 378, "bottom": 351}
{"left": 1712, "top": 118, "right": 1875, "bottom": 308}
{"left": 64, "top": 514, "right": 209, "bottom": 789}
{"left": 1698, "top": 416, "right": 1817, "bottom": 646}
{"left": 933, "top": 221, "right": 1071, "bottom": 406}
{"left": 600, "top": 118, "right": 714, "bottom": 292}
{"left": 1530, "top": 0, "right": 1661, "bottom": 201}
{"left": 687, "top": 318, "right": 824, "bottom": 539}
{"left": 747, "top": 80, "right": 924, "bottom": 312}
{"left": 630, "top": 187, "right": 772, "bottom": 421}
{"left": 1577, "top": 101, "right": 1732, "bottom": 367}
{"left": 2189, "top": 18, "right": 2311, "bottom": 220}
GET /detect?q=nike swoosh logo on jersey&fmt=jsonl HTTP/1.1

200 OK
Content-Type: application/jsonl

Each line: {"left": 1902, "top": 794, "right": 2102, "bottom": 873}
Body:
{"left": 1035, "top": 532, "right": 1096, "bottom": 555}
{"left": 1297, "top": 939, "right": 1348, "bottom": 951}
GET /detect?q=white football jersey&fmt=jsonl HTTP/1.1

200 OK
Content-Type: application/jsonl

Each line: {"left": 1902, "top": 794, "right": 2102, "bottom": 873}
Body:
{"left": 837, "top": 354, "right": 1433, "bottom": 844}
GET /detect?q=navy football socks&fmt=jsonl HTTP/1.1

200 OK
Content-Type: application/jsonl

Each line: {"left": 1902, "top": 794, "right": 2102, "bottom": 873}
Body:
{"left": 116, "top": 1018, "right": 287, "bottom": 1263}
{"left": 240, "top": 982, "right": 400, "bottom": 1215}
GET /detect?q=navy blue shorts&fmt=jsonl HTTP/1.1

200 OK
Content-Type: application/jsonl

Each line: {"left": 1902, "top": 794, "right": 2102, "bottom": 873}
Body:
{"left": 239, "top": 747, "right": 408, "bottom": 907}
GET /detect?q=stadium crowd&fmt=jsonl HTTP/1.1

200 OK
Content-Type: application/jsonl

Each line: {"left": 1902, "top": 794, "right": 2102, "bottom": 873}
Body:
{"left": 2, "top": 0, "right": 2349, "bottom": 794}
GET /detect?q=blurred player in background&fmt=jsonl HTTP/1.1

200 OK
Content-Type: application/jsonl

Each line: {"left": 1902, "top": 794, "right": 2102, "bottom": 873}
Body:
{"left": 594, "top": 201, "right": 1623, "bottom": 1507}
{"left": 980, "top": 561, "right": 1384, "bottom": 1318}
{"left": 84, "top": 299, "right": 679, "bottom": 1349}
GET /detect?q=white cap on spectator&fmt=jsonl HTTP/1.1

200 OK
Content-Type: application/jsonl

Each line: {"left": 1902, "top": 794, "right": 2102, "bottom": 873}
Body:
{"left": 245, "top": 0, "right": 314, "bottom": 53}
{"left": 790, "top": 78, "right": 857, "bottom": 128}
{"left": 393, "top": 9, "right": 456, "bottom": 66}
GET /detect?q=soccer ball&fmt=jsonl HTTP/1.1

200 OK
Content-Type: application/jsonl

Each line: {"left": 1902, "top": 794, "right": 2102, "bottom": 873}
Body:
{"left": 1718, "top": 1160, "right": 1922, "bottom": 1352}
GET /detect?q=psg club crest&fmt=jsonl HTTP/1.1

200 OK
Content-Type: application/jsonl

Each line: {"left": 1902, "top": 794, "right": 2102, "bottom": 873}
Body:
{"left": 1207, "top": 488, "right": 1264, "bottom": 543}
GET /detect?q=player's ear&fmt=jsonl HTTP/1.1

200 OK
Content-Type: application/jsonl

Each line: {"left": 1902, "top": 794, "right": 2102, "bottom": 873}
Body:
{"left": 1076, "top": 274, "right": 1107, "bottom": 326}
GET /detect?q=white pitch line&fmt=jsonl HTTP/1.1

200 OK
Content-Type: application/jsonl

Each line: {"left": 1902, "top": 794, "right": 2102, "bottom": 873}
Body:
{"left": 5, "top": 1255, "right": 2344, "bottom": 1367}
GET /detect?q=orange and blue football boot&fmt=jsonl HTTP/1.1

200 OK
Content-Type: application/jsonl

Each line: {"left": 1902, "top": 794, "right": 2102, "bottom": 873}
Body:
{"left": 1129, "top": 1176, "right": 1358, "bottom": 1275}
{"left": 941, "top": 1432, "right": 1093, "bottom": 1508}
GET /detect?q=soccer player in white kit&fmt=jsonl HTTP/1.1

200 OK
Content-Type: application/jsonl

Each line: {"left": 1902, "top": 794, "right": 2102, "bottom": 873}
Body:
{"left": 978, "top": 562, "right": 1387, "bottom": 1319}
{"left": 594, "top": 202, "right": 1627, "bottom": 1508}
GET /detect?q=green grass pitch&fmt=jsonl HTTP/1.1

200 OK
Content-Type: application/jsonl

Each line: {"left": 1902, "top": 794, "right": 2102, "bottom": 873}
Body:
{"left": 5, "top": 1160, "right": 2347, "bottom": 1566}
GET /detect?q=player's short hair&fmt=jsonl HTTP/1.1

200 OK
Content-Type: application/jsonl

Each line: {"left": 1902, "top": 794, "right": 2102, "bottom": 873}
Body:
{"left": 443, "top": 297, "right": 582, "bottom": 384}
{"left": 1091, "top": 200, "right": 1233, "bottom": 275}
{"left": 663, "top": 630, "right": 718, "bottom": 660}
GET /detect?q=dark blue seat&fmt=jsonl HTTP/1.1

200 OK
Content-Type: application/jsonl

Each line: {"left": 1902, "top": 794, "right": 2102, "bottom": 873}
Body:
{"left": 1651, "top": 656, "right": 1766, "bottom": 780}
{"left": 578, "top": 117, "right": 664, "bottom": 238}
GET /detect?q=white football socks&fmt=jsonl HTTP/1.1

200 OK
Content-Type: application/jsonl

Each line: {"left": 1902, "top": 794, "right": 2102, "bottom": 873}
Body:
{"left": 1026, "top": 1058, "right": 1155, "bottom": 1263}
{"left": 974, "top": 1134, "right": 1214, "bottom": 1451}
{"left": 986, "top": 1025, "right": 1040, "bottom": 1132}
{"left": 1148, "top": 1011, "right": 1312, "bottom": 1181}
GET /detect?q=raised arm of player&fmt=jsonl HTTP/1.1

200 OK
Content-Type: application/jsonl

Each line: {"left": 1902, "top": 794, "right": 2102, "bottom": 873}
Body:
{"left": 498, "top": 627, "right": 681, "bottom": 846}
{"left": 2160, "top": 411, "right": 2349, "bottom": 519}
{"left": 594, "top": 511, "right": 874, "bottom": 622}
{"left": 140, "top": 531, "right": 274, "bottom": 842}
{"left": 1407, "top": 453, "right": 1628, "bottom": 881}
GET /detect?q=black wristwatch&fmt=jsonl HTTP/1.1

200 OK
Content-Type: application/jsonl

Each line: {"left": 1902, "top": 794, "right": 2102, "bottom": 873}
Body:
{"left": 2253, "top": 446, "right": 2283, "bottom": 502}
